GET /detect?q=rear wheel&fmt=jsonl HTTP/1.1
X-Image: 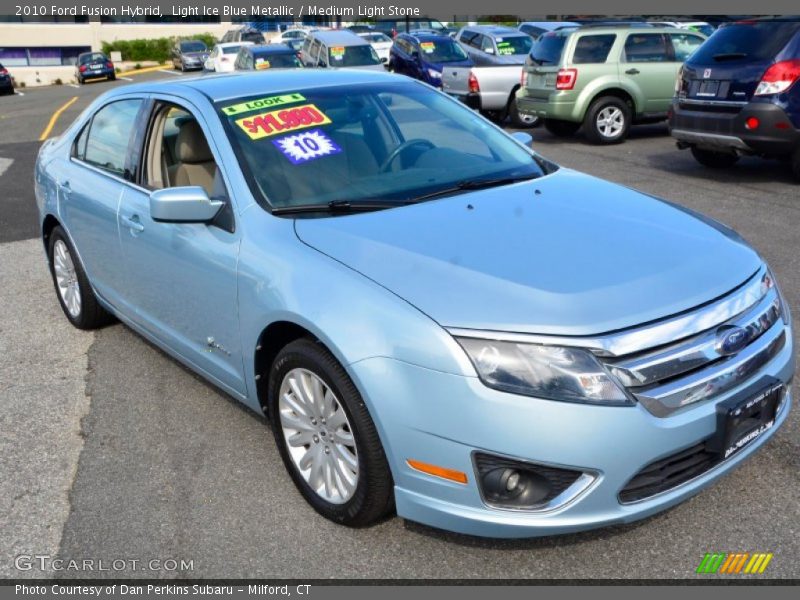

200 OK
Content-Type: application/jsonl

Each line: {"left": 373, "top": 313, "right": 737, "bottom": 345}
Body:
{"left": 584, "top": 96, "right": 631, "bottom": 144}
{"left": 544, "top": 119, "right": 581, "bottom": 137}
{"left": 47, "top": 226, "right": 113, "bottom": 330}
{"left": 690, "top": 147, "right": 740, "bottom": 169}
{"left": 268, "top": 338, "right": 394, "bottom": 527}
{"left": 507, "top": 97, "right": 538, "bottom": 128}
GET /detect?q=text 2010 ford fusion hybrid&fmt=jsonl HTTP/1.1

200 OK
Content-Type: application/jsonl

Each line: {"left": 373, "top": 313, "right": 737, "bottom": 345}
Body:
{"left": 35, "top": 70, "right": 794, "bottom": 538}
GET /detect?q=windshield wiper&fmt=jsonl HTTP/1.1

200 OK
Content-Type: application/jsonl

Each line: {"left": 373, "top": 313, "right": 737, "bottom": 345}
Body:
{"left": 271, "top": 199, "right": 405, "bottom": 216}
{"left": 404, "top": 174, "right": 539, "bottom": 203}
{"left": 712, "top": 52, "right": 748, "bottom": 61}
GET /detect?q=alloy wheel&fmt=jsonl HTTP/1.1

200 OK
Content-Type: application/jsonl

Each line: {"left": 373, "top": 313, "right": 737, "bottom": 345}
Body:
{"left": 278, "top": 368, "right": 359, "bottom": 504}
{"left": 596, "top": 106, "right": 625, "bottom": 139}
{"left": 53, "top": 239, "right": 81, "bottom": 318}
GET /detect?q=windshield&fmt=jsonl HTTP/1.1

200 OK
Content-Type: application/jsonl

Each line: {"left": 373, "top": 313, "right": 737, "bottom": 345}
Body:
{"left": 218, "top": 81, "right": 550, "bottom": 213}
{"left": 418, "top": 39, "right": 468, "bottom": 62}
{"left": 242, "top": 32, "right": 265, "bottom": 43}
{"left": 180, "top": 41, "right": 207, "bottom": 53}
{"left": 328, "top": 45, "right": 381, "bottom": 66}
{"left": 690, "top": 21, "right": 800, "bottom": 63}
{"left": 529, "top": 32, "right": 567, "bottom": 65}
{"left": 253, "top": 52, "right": 304, "bottom": 69}
{"left": 494, "top": 35, "right": 533, "bottom": 55}
{"left": 223, "top": 45, "right": 243, "bottom": 54}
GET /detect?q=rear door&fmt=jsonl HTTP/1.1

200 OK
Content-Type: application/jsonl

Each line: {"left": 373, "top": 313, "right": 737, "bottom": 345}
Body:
{"left": 60, "top": 97, "right": 145, "bottom": 307}
{"left": 621, "top": 32, "right": 676, "bottom": 113}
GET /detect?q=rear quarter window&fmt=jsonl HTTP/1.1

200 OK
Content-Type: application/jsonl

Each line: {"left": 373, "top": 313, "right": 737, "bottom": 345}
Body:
{"left": 689, "top": 21, "right": 800, "bottom": 63}
{"left": 572, "top": 34, "right": 616, "bottom": 64}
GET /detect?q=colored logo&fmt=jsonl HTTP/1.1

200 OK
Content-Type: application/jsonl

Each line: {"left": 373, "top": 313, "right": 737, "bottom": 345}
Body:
{"left": 704, "top": 68, "right": 712, "bottom": 78}
{"left": 715, "top": 325, "right": 750, "bottom": 356}
{"left": 696, "top": 552, "right": 773, "bottom": 574}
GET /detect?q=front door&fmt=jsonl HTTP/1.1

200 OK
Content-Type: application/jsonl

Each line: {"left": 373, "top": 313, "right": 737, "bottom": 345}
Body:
{"left": 117, "top": 99, "right": 246, "bottom": 396}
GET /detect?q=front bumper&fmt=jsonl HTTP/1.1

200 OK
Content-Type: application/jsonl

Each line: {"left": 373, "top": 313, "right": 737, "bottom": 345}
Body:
{"left": 669, "top": 99, "right": 800, "bottom": 156}
{"left": 349, "top": 327, "right": 794, "bottom": 538}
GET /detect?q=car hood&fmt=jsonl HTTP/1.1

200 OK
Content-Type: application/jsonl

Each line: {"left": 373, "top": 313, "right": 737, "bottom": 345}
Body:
{"left": 294, "top": 169, "right": 761, "bottom": 336}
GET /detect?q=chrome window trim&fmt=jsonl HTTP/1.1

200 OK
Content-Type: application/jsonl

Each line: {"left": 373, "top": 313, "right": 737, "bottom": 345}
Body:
{"left": 447, "top": 266, "right": 765, "bottom": 357}
{"left": 69, "top": 157, "right": 150, "bottom": 194}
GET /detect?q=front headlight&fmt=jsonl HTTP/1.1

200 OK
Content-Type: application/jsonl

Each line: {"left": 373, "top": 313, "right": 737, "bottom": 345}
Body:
{"left": 427, "top": 68, "right": 442, "bottom": 79}
{"left": 766, "top": 268, "right": 791, "bottom": 326}
{"left": 456, "top": 337, "right": 632, "bottom": 405}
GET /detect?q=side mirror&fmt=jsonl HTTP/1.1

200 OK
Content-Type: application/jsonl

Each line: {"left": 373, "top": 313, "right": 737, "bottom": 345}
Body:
{"left": 381, "top": 57, "right": 388, "bottom": 64}
{"left": 411, "top": 51, "right": 421, "bottom": 62}
{"left": 511, "top": 131, "right": 533, "bottom": 147}
{"left": 149, "top": 187, "right": 223, "bottom": 223}
{"left": 317, "top": 60, "right": 327, "bottom": 68}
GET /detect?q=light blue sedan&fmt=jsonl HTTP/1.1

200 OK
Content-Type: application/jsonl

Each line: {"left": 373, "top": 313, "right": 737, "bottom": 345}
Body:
{"left": 35, "top": 70, "right": 794, "bottom": 537}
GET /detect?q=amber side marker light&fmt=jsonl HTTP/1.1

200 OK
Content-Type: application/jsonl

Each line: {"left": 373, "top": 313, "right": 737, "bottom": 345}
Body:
{"left": 407, "top": 459, "right": 468, "bottom": 484}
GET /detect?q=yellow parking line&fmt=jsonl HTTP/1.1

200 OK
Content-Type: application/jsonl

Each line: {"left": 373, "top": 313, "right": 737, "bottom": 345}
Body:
{"left": 120, "top": 63, "right": 170, "bottom": 77}
{"left": 39, "top": 96, "right": 78, "bottom": 141}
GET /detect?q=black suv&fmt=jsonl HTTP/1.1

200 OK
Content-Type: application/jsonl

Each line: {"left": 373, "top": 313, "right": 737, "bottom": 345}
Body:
{"left": 669, "top": 18, "right": 800, "bottom": 179}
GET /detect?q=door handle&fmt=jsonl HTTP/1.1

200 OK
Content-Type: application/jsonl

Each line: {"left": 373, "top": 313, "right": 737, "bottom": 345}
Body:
{"left": 625, "top": 68, "right": 640, "bottom": 75}
{"left": 121, "top": 214, "right": 145, "bottom": 233}
{"left": 58, "top": 180, "right": 71, "bottom": 197}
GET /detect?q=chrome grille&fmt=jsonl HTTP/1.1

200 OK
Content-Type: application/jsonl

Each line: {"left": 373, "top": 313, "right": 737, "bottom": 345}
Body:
{"left": 599, "top": 270, "right": 788, "bottom": 417}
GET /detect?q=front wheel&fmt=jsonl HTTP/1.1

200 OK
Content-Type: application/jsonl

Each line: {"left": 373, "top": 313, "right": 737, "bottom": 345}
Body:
{"left": 584, "top": 96, "right": 631, "bottom": 144}
{"left": 47, "top": 226, "right": 113, "bottom": 330}
{"left": 268, "top": 338, "right": 394, "bottom": 527}
{"left": 507, "top": 97, "right": 539, "bottom": 128}
{"left": 690, "top": 147, "right": 740, "bottom": 169}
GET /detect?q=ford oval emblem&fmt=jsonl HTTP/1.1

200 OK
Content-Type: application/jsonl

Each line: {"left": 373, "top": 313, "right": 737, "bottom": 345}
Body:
{"left": 703, "top": 68, "right": 712, "bottom": 78}
{"left": 715, "top": 326, "right": 749, "bottom": 356}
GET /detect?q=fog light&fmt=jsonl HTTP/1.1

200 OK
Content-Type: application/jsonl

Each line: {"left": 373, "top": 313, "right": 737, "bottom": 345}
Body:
{"left": 745, "top": 116, "right": 760, "bottom": 130}
{"left": 474, "top": 453, "right": 585, "bottom": 510}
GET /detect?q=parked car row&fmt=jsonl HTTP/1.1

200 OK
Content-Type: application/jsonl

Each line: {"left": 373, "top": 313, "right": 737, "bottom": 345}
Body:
{"left": 0, "top": 63, "right": 16, "bottom": 94}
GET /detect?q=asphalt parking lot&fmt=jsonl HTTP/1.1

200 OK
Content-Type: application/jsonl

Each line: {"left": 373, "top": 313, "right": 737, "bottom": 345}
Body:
{"left": 1, "top": 70, "right": 798, "bottom": 580}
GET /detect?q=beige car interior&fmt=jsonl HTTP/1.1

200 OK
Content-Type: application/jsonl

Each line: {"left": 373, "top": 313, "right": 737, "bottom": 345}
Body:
{"left": 146, "top": 105, "right": 224, "bottom": 198}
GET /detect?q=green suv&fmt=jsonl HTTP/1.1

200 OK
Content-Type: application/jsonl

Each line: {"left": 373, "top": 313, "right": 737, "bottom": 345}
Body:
{"left": 516, "top": 25, "right": 706, "bottom": 143}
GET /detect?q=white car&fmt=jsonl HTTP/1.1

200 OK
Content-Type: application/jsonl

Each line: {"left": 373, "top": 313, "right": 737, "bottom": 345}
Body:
{"left": 273, "top": 28, "right": 316, "bottom": 46}
{"left": 357, "top": 32, "right": 393, "bottom": 64}
{"left": 205, "top": 42, "right": 254, "bottom": 73}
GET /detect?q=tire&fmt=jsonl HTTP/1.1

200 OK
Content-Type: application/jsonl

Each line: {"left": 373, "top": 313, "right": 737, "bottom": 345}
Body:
{"left": 267, "top": 338, "right": 394, "bottom": 527}
{"left": 507, "top": 97, "right": 539, "bottom": 128}
{"left": 482, "top": 109, "right": 507, "bottom": 125}
{"left": 47, "top": 226, "right": 113, "bottom": 330}
{"left": 790, "top": 146, "right": 800, "bottom": 181}
{"left": 77, "top": 76, "right": 84, "bottom": 85}
{"left": 544, "top": 119, "right": 581, "bottom": 137}
{"left": 109, "top": 73, "right": 116, "bottom": 81}
{"left": 690, "top": 147, "right": 740, "bottom": 169}
{"left": 584, "top": 96, "right": 632, "bottom": 144}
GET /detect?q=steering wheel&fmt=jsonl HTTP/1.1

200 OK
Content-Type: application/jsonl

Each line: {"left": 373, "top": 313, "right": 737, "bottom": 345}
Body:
{"left": 379, "top": 139, "right": 435, "bottom": 173}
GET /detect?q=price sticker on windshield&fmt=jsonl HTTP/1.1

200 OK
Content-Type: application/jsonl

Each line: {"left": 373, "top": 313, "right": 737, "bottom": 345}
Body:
{"left": 255, "top": 59, "right": 271, "bottom": 70}
{"left": 235, "top": 104, "right": 332, "bottom": 140}
{"left": 420, "top": 42, "right": 435, "bottom": 53}
{"left": 273, "top": 129, "right": 342, "bottom": 164}
{"left": 331, "top": 46, "right": 345, "bottom": 60}
{"left": 497, "top": 41, "right": 515, "bottom": 55}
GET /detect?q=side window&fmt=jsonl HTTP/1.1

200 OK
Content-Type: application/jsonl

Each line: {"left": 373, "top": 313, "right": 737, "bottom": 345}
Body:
{"left": 301, "top": 37, "right": 311, "bottom": 55}
{"left": 82, "top": 99, "right": 143, "bottom": 178}
{"left": 470, "top": 34, "right": 485, "bottom": 50}
{"left": 144, "top": 104, "right": 226, "bottom": 200}
{"left": 670, "top": 33, "right": 704, "bottom": 62}
{"left": 572, "top": 34, "right": 616, "bottom": 64}
{"left": 459, "top": 30, "right": 477, "bottom": 45}
{"left": 72, "top": 121, "right": 90, "bottom": 161}
{"left": 481, "top": 36, "right": 495, "bottom": 53}
{"left": 624, "top": 33, "right": 670, "bottom": 63}
{"left": 309, "top": 39, "right": 321, "bottom": 62}
{"left": 320, "top": 44, "right": 328, "bottom": 65}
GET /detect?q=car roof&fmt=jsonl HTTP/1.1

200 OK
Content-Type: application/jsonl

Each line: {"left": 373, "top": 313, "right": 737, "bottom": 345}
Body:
{"left": 309, "top": 30, "right": 369, "bottom": 45}
{"left": 110, "top": 69, "right": 402, "bottom": 103}
{"left": 250, "top": 44, "right": 295, "bottom": 55}
{"left": 216, "top": 42, "right": 253, "bottom": 48}
{"left": 464, "top": 25, "right": 525, "bottom": 36}
{"left": 519, "top": 21, "right": 580, "bottom": 30}
{"left": 401, "top": 32, "right": 452, "bottom": 42}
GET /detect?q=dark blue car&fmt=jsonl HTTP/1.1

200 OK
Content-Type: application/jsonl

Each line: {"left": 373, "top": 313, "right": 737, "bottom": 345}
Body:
{"left": 389, "top": 32, "right": 472, "bottom": 88}
{"left": 75, "top": 52, "right": 116, "bottom": 85}
{"left": 669, "top": 18, "right": 800, "bottom": 179}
